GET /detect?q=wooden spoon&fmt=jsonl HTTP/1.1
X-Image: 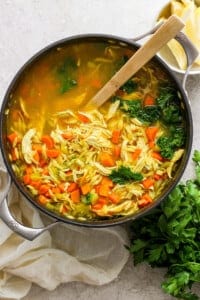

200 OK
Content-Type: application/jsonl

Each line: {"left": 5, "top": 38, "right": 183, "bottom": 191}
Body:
{"left": 87, "top": 15, "right": 184, "bottom": 108}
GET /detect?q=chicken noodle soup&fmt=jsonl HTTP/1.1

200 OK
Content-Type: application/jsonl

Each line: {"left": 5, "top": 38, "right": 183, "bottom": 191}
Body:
{"left": 5, "top": 40, "right": 186, "bottom": 221}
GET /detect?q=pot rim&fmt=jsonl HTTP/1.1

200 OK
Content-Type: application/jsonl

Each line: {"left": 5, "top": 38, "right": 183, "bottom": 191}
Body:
{"left": 0, "top": 33, "right": 193, "bottom": 227}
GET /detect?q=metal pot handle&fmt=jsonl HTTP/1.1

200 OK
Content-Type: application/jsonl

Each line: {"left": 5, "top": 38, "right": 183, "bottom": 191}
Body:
{"left": 0, "top": 175, "right": 59, "bottom": 241}
{"left": 131, "top": 22, "right": 199, "bottom": 93}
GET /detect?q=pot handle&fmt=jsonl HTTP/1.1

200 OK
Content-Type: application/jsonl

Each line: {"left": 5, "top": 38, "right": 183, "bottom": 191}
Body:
{"left": 0, "top": 176, "right": 59, "bottom": 241}
{"left": 131, "top": 22, "right": 199, "bottom": 93}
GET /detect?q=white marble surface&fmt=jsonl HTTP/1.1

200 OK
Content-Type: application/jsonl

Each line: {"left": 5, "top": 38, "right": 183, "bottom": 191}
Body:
{"left": 1, "top": 0, "right": 200, "bottom": 299}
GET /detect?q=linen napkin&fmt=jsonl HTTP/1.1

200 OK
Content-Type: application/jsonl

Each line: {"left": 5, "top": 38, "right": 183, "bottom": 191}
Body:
{"left": 0, "top": 154, "right": 129, "bottom": 300}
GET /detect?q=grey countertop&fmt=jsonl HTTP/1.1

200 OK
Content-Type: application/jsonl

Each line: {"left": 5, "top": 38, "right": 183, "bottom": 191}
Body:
{"left": 1, "top": 1, "right": 200, "bottom": 299}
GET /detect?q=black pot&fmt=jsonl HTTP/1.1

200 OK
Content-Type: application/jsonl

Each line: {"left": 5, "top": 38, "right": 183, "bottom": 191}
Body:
{"left": 0, "top": 33, "right": 195, "bottom": 240}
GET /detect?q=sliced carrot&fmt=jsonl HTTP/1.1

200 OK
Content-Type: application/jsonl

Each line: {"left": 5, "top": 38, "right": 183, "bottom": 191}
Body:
{"left": 94, "top": 184, "right": 101, "bottom": 194}
{"left": 142, "top": 178, "right": 154, "bottom": 189}
{"left": 148, "top": 141, "right": 155, "bottom": 148}
{"left": 32, "top": 144, "right": 43, "bottom": 153}
{"left": 77, "top": 113, "right": 90, "bottom": 123}
{"left": 145, "top": 127, "right": 158, "bottom": 143}
{"left": 154, "top": 173, "right": 162, "bottom": 181}
{"left": 60, "top": 204, "right": 68, "bottom": 214}
{"left": 80, "top": 183, "right": 91, "bottom": 195}
{"left": 113, "top": 145, "right": 121, "bottom": 159}
{"left": 38, "top": 195, "right": 49, "bottom": 205}
{"left": 143, "top": 94, "right": 155, "bottom": 106}
{"left": 99, "top": 185, "right": 110, "bottom": 197}
{"left": 46, "top": 149, "right": 60, "bottom": 158}
{"left": 132, "top": 148, "right": 142, "bottom": 160}
{"left": 111, "top": 130, "right": 121, "bottom": 144}
{"left": 99, "top": 152, "right": 116, "bottom": 167}
{"left": 138, "top": 193, "right": 153, "bottom": 208}
{"left": 91, "top": 203, "right": 104, "bottom": 210}
{"left": 23, "top": 174, "right": 31, "bottom": 185}
{"left": 30, "top": 180, "right": 41, "bottom": 189}
{"left": 42, "top": 168, "right": 49, "bottom": 175}
{"left": 7, "top": 132, "right": 18, "bottom": 145}
{"left": 33, "top": 151, "right": 40, "bottom": 162}
{"left": 11, "top": 149, "right": 18, "bottom": 161}
{"left": 70, "top": 189, "right": 80, "bottom": 203}
{"left": 151, "top": 151, "right": 163, "bottom": 161}
{"left": 67, "top": 182, "right": 78, "bottom": 193}
{"left": 101, "top": 177, "right": 114, "bottom": 188}
{"left": 51, "top": 187, "right": 61, "bottom": 194}
{"left": 108, "top": 193, "right": 120, "bottom": 204}
{"left": 91, "top": 78, "right": 102, "bottom": 89}
{"left": 58, "top": 183, "right": 66, "bottom": 193}
{"left": 61, "top": 132, "right": 74, "bottom": 140}
{"left": 25, "top": 165, "right": 33, "bottom": 175}
{"left": 39, "top": 184, "right": 50, "bottom": 195}
{"left": 98, "top": 197, "right": 108, "bottom": 205}
{"left": 41, "top": 135, "right": 54, "bottom": 149}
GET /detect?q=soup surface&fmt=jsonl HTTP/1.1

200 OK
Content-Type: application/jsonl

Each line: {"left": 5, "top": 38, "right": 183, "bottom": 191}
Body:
{"left": 5, "top": 40, "right": 186, "bottom": 221}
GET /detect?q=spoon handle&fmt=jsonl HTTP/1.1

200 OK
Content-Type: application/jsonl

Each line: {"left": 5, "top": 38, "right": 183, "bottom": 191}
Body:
{"left": 88, "top": 15, "right": 184, "bottom": 108}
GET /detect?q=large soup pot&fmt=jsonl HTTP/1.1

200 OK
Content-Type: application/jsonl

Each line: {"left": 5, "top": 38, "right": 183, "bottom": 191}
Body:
{"left": 0, "top": 30, "right": 197, "bottom": 240}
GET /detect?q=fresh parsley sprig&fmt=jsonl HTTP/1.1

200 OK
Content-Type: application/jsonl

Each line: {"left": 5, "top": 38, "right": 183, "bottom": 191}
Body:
{"left": 128, "top": 150, "right": 200, "bottom": 300}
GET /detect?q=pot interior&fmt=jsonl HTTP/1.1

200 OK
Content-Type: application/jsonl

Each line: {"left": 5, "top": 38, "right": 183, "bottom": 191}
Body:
{"left": 0, "top": 35, "right": 193, "bottom": 227}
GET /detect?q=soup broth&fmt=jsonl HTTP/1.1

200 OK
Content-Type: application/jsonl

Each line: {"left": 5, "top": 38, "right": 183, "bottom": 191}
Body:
{"left": 5, "top": 40, "right": 186, "bottom": 221}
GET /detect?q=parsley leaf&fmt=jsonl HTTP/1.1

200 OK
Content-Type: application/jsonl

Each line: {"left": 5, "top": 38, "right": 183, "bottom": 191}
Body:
{"left": 128, "top": 150, "right": 200, "bottom": 300}
{"left": 109, "top": 166, "right": 143, "bottom": 184}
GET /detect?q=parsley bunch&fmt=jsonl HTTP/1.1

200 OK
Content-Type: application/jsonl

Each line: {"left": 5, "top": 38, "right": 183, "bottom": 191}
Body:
{"left": 129, "top": 150, "right": 200, "bottom": 300}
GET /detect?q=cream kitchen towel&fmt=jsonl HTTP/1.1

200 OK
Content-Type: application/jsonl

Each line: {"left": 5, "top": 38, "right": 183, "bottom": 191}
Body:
{"left": 0, "top": 156, "right": 129, "bottom": 300}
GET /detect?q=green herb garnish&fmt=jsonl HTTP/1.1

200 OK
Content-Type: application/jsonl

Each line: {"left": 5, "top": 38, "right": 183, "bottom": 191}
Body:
{"left": 128, "top": 150, "right": 200, "bottom": 300}
{"left": 57, "top": 57, "right": 77, "bottom": 94}
{"left": 109, "top": 166, "right": 143, "bottom": 184}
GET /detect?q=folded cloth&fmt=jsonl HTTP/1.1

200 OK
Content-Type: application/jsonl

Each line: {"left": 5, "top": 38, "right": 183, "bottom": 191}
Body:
{"left": 0, "top": 155, "right": 130, "bottom": 300}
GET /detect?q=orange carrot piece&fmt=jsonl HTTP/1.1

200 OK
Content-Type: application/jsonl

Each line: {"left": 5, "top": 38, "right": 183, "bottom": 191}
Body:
{"left": 80, "top": 183, "right": 91, "bottom": 195}
{"left": 138, "top": 193, "right": 153, "bottom": 208}
{"left": 30, "top": 181, "right": 41, "bottom": 190}
{"left": 51, "top": 187, "right": 61, "bottom": 194}
{"left": 91, "top": 78, "right": 102, "bottom": 89}
{"left": 11, "top": 149, "right": 18, "bottom": 161}
{"left": 33, "top": 151, "right": 40, "bottom": 162}
{"left": 41, "top": 135, "right": 54, "bottom": 149}
{"left": 7, "top": 132, "right": 18, "bottom": 145}
{"left": 113, "top": 145, "right": 121, "bottom": 159}
{"left": 77, "top": 113, "right": 90, "bottom": 123}
{"left": 145, "top": 127, "right": 158, "bottom": 142}
{"left": 98, "top": 197, "right": 108, "bottom": 205}
{"left": 142, "top": 178, "right": 154, "bottom": 189}
{"left": 46, "top": 149, "right": 60, "bottom": 158}
{"left": 91, "top": 203, "right": 104, "bottom": 210}
{"left": 32, "top": 144, "right": 43, "bottom": 153}
{"left": 132, "top": 148, "right": 142, "bottom": 160}
{"left": 70, "top": 189, "right": 80, "bottom": 203}
{"left": 108, "top": 193, "right": 120, "bottom": 204}
{"left": 38, "top": 195, "right": 49, "bottom": 205}
{"left": 111, "top": 130, "right": 121, "bottom": 144}
{"left": 143, "top": 94, "right": 155, "bottom": 106}
{"left": 67, "top": 182, "right": 78, "bottom": 193}
{"left": 101, "top": 177, "right": 114, "bottom": 188}
{"left": 154, "top": 173, "right": 162, "bottom": 181}
{"left": 99, "top": 185, "right": 110, "bottom": 197}
{"left": 39, "top": 184, "right": 50, "bottom": 195}
{"left": 61, "top": 132, "right": 74, "bottom": 140}
{"left": 25, "top": 165, "right": 33, "bottom": 175}
{"left": 60, "top": 204, "right": 68, "bottom": 214}
{"left": 58, "top": 183, "right": 66, "bottom": 193}
{"left": 23, "top": 174, "right": 31, "bottom": 185}
{"left": 151, "top": 151, "right": 163, "bottom": 161}
{"left": 99, "top": 152, "right": 116, "bottom": 167}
